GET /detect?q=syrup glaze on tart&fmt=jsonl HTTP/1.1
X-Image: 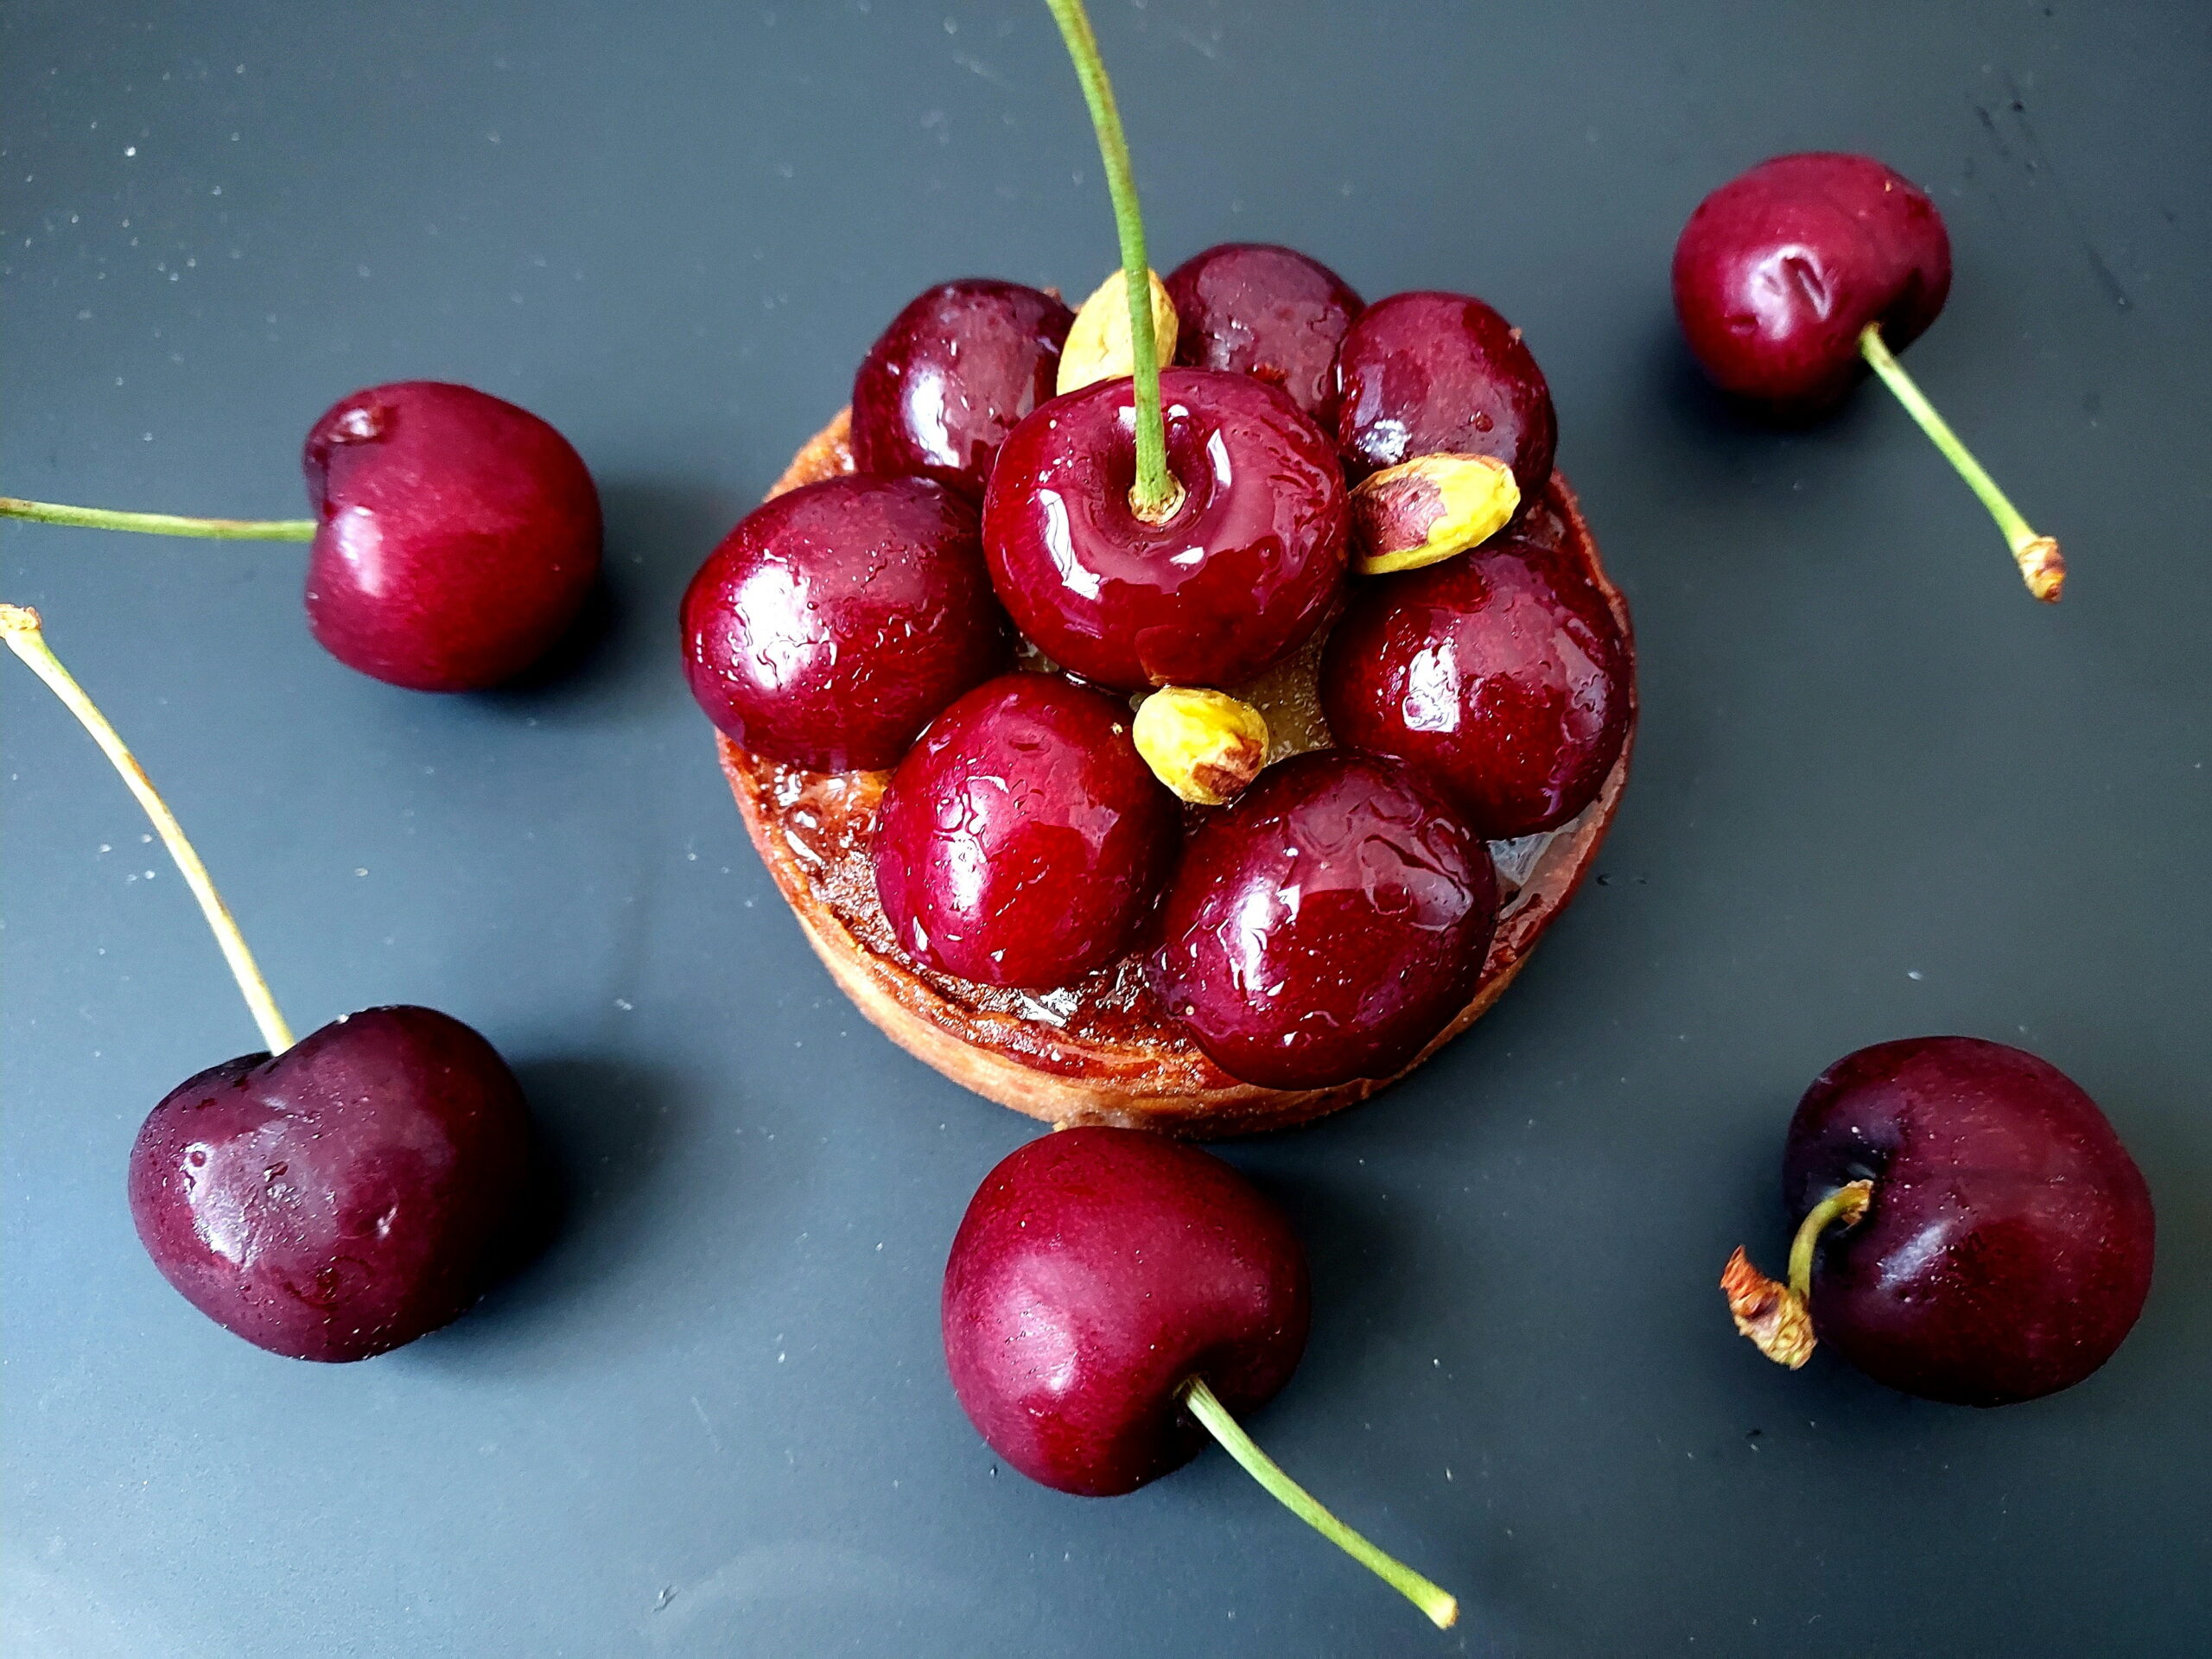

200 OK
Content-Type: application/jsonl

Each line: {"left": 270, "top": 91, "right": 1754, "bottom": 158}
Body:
{"left": 715, "top": 409, "right": 1635, "bottom": 1137}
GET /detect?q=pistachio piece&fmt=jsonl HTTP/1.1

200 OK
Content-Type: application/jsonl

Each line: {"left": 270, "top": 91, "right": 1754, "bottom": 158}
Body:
{"left": 1058, "top": 268, "right": 1179, "bottom": 396}
{"left": 1350, "top": 452, "right": 1521, "bottom": 575}
{"left": 1133, "top": 686, "right": 1268, "bottom": 805}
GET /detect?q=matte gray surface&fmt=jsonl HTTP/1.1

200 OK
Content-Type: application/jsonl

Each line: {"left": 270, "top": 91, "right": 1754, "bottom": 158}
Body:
{"left": 5, "top": 3, "right": 2208, "bottom": 1653}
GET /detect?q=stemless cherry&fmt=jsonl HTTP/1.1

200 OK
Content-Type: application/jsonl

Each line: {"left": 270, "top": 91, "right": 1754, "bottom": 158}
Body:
{"left": 1148, "top": 751, "right": 1498, "bottom": 1090}
{"left": 1164, "top": 243, "right": 1363, "bottom": 425}
{"left": 982, "top": 367, "right": 1348, "bottom": 691}
{"left": 851, "top": 279, "right": 1075, "bottom": 500}
{"left": 1333, "top": 291, "right": 1556, "bottom": 497}
{"left": 1320, "top": 537, "right": 1631, "bottom": 839}
{"left": 681, "top": 474, "right": 1010, "bottom": 771}
{"left": 873, "top": 673, "right": 1179, "bottom": 988}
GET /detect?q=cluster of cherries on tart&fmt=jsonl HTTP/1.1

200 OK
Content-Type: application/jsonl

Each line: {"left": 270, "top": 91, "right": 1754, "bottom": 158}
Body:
{"left": 682, "top": 245, "right": 1633, "bottom": 1093}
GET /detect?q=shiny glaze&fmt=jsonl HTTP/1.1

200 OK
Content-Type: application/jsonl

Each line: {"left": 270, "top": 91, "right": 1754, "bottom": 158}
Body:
{"left": 1321, "top": 537, "right": 1631, "bottom": 838}
{"left": 943, "top": 1126, "right": 1310, "bottom": 1497}
{"left": 1674, "top": 152, "right": 1951, "bottom": 414}
{"left": 982, "top": 367, "right": 1348, "bottom": 691}
{"left": 1333, "top": 291, "right": 1556, "bottom": 498}
{"left": 1165, "top": 242, "right": 1363, "bottom": 426}
{"left": 1147, "top": 751, "right": 1497, "bottom": 1089}
{"left": 874, "top": 673, "right": 1179, "bottom": 988}
{"left": 1785, "top": 1036, "right": 2154, "bottom": 1406}
{"left": 126, "top": 1006, "right": 532, "bottom": 1362}
{"left": 851, "top": 279, "right": 1075, "bottom": 499}
{"left": 682, "top": 474, "right": 1010, "bottom": 772}
{"left": 303, "top": 381, "right": 601, "bottom": 691}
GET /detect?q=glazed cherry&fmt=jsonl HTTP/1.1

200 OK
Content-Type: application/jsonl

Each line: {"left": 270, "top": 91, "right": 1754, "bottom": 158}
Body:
{"left": 1333, "top": 291, "right": 1556, "bottom": 499}
{"left": 1164, "top": 243, "right": 1363, "bottom": 426}
{"left": 874, "top": 672, "right": 1179, "bottom": 988}
{"left": 1673, "top": 153, "right": 1949, "bottom": 416}
{"left": 1148, "top": 751, "right": 1498, "bottom": 1090}
{"left": 1724, "top": 1037, "right": 2156, "bottom": 1406}
{"left": 1320, "top": 537, "right": 1631, "bottom": 839}
{"left": 682, "top": 474, "right": 1010, "bottom": 772}
{"left": 851, "top": 279, "right": 1075, "bottom": 500}
{"left": 129, "top": 1007, "right": 533, "bottom": 1363}
{"left": 982, "top": 367, "right": 1347, "bottom": 691}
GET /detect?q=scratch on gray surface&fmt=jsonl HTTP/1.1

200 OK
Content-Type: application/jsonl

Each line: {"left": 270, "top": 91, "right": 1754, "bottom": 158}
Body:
{"left": 690, "top": 1393, "right": 722, "bottom": 1454}
{"left": 1976, "top": 75, "right": 2133, "bottom": 311}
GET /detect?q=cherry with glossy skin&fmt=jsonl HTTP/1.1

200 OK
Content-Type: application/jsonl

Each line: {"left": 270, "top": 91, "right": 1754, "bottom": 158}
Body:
{"left": 874, "top": 672, "right": 1179, "bottom": 988}
{"left": 1333, "top": 290, "right": 1556, "bottom": 499}
{"left": 1164, "top": 242, "right": 1363, "bottom": 426}
{"left": 1321, "top": 536, "right": 1631, "bottom": 839}
{"left": 982, "top": 367, "right": 1348, "bottom": 691}
{"left": 1672, "top": 152, "right": 1949, "bottom": 416}
{"left": 682, "top": 474, "right": 1011, "bottom": 772}
{"left": 303, "top": 381, "right": 602, "bottom": 691}
{"left": 851, "top": 279, "right": 1075, "bottom": 500}
{"left": 1148, "top": 750, "right": 1498, "bottom": 1090}
{"left": 128, "top": 1007, "right": 532, "bottom": 1363}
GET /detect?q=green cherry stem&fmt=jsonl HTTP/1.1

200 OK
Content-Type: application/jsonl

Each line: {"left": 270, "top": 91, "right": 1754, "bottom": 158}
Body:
{"left": 1856, "top": 325, "right": 2064, "bottom": 601}
{"left": 1719, "top": 1178, "right": 1874, "bottom": 1370}
{"left": 0, "top": 496, "right": 315, "bottom": 542}
{"left": 1179, "top": 1376, "right": 1460, "bottom": 1631}
{"left": 0, "top": 603, "right": 295, "bottom": 1055}
{"left": 1042, "top": 0, "right": 1178, "bottom": 522}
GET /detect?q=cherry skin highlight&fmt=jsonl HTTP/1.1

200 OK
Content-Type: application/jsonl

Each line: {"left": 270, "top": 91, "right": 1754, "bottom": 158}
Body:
{"left": 1673, "top": 152, "right": 1951, "bottom": 416}
{"left": 1148, "top": 751, "right": 1498, "bottom": 1090}
{"left": 302, "top": 381, "right": 601, "bottom": 692}
{"left": 682, "top": 474, "right": 1011, "bottom": 772}
{"left": 874, "top": 672, "right": 1179, "bottom": 988}
{"left": 1321, "top": 537, "right": 1632, "bottom": 839}
{"left": 126, "top": 1006, "right": 532, "bottom": 1363}
{"left": 982, "top": 367, "right": 1348, "bottom": 692}
{"left": 851, "top": 279, "right": 1076, "bottom": 500}
{"left": 942, "top": 1125, "right": 1310, "bottom": 1497}
{"left": 1783, "top": 1036, "right": 2154, "bottom": 1406}
{"left": 1165, "top": 242, "right": 1363, "bottom": 426}
{"left": 1333, "top": 291, "right": 1556, "bottom": 498}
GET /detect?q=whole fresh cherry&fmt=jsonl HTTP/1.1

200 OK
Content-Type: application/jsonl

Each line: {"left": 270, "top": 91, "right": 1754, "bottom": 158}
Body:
{"left": 1723, "top": 1036, "right": 2155, "bottom": 1406}
{"left": 1672, "top": 153, "right": 1949, "bottom": 416}
{"left": 1164, "top": 242, "right": 1363, "bottom": 426}
{"left": 874, "top": 672, "right": 1179, "bottom": 988}
{"left": 851, "top": 279, "right": 1075, "bottom": 500}
{"left": 982, "top": 367, "right": 1348, "bottom": 691}
{"left": 681, "top": 474, "right": 1010, "bottom": 771}
{"left": 1148, "top": 751, "right": 1498, "bottom": 1090}
{"left": 1333, "top": 290, "right": 1556, "bottom": 499}
{"left": 1320, "top": 537, "right": 1632, "bottom": 838}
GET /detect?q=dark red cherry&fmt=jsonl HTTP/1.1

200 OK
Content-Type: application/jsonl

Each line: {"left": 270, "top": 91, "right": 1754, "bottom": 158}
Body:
{"left": 943, "top": 1126, "right": 1309, "bottom": 1497}
{"left": 1147, "top": 751, "right": 1497, "bottom": 1089}
{"left": 1164, "top": 243, "right": 1363, "bottom": 426}
{"left": 126, "top": 1006, "right": 533, "bottom": 1363}
{"left": 982, "top": 367, "right": 1348, "bottom": 691}
{"left": 681, "top": 474, "right": 1011, "bottom": 771}
{"left": 1776, "top": 1037, "right": 2155, "bottom": 1406}
{"left": 851, "top": 279, "right": 1075, "bottom": 500}
{"left": 1333, "top": 291, "right": 1556, "bottom": 498}
{"left": 1673, "top": 152, "right": 1952, "bottom": 415}
{"left": 1320, "top": 537, "right": 1631, "bottom": 838}
{"left": 302, "top": 382, "right": 601, "bottom": 692}
{"left": 874, "top": 673, "right": 1179, "bottom": 988}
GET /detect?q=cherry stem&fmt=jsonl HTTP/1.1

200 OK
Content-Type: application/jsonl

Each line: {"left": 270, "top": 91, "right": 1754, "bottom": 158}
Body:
{"left": 0, "top": 604, "right": 295, "bottom": 1055}
{"left": 1179, "top": 1376, "right": 1459, "bottom": 1630}
{"left": 1855, "top": 325, "right": 2064, "bottom": 602}
{"left": 1785, "top": 1179, "right": 1874, "bottom": 1302}
{"left": 0, "top": 496, "right": 315, "bottom": 542}
{"left": 1042, "top": 0, "right": 1176, "bottom": 522}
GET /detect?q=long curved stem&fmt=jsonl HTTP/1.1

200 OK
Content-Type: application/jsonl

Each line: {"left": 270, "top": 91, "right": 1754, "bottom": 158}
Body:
{"left": 1042, "top": 0, "right": 1176, "bottom": 521}
{"left": 0, "top": 497, "right": 315, "bottom": 542}
{"left": 1, "top": 604, "right": 294, "bottom": 1054}
{"left": 1180, "top": 1376, "right": 1459, "bottom": 1630}
{"left": 1856, "top": 326, "right": 2064, "bottom": 602}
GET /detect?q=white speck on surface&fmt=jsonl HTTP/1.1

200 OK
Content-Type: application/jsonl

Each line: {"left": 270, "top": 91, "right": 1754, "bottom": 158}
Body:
{"left": 1907, "top": 970, "right": 1925, "bottom": 981}
{"left": 613, "top": 998, "right": 633, "bottom": 1011}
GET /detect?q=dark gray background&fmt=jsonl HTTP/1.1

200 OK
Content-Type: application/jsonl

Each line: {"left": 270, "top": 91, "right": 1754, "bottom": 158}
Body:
{"left": 5, "top": 2, "right": 2207, "bottom": 1653}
